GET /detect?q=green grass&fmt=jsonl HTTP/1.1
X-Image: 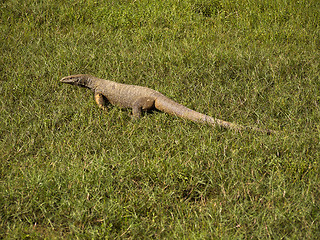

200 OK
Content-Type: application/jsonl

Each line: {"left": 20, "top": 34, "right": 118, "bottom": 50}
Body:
{"left": 1, "top": 0, "right": 320, "bottom": 238}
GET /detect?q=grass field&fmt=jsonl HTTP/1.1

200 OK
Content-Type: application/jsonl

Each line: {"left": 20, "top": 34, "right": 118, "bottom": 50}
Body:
{"left": 1, "top": 0, "right": 320, "bottom": 238}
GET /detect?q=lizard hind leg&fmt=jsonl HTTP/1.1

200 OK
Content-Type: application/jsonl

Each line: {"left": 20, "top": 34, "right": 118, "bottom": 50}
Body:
{"left": 94, "top": 92, "right": 108, "bottom": 110}
{"left": 132, "top": 97, "right": 155, "bottom": 119}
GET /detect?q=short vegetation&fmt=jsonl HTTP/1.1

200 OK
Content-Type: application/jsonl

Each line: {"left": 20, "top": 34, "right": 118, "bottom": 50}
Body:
{"left": 1, "top": 0, "right": 319, "bottom": 238}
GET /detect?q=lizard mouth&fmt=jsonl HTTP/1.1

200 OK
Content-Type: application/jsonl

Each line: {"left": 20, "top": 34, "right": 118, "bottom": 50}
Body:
{"left": 60, "top": 76, "right": 75, "bottom": 83}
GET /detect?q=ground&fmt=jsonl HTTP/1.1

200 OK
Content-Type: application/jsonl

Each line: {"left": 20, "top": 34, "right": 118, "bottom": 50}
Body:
{"left": 1, "top": 0, "right": 319, "bottom": 238}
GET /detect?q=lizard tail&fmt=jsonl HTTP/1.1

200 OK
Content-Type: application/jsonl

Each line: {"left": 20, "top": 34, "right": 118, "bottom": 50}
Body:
{"left": 154, "top": 96, "right": 274, "bottom": 134}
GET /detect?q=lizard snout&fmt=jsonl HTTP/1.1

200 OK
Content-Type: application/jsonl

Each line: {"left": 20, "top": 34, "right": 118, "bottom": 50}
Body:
{"left": 60, "top": 76, "right": 75, "bottom": 83}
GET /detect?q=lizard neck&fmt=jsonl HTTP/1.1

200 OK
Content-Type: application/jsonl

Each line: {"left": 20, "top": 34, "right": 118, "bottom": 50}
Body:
{"left": 83, "top": 75, "right": 101, "bottom": 90}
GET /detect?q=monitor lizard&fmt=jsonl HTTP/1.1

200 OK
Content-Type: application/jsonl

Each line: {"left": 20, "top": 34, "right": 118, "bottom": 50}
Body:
{"left": 60, "top": 74, "right": 275, "bottom": 134}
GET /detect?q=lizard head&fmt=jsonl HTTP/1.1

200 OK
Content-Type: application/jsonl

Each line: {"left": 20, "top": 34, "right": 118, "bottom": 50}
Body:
{"left": 60, "top": 74, "right": 92, "bottom": 87}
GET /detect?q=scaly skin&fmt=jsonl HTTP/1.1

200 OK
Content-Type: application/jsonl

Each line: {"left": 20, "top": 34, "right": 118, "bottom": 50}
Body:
{"left": 60, "top": 74, "right": 275, "bottom": 134}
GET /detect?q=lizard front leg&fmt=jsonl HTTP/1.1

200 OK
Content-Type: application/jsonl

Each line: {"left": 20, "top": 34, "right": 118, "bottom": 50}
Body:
{"left": 132, "top": 97, "right": 155, "bottom": 119}
{"left": 94, "top": 92, "right": 108, "bottom": 110}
